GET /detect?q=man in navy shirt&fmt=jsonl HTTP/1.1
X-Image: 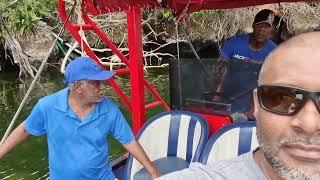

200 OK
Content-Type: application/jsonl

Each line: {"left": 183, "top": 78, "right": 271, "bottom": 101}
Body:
{"left": 215, "top": 9, "right": 277, "bottom": 117}
{"left": 0, "top": 57, "right": 160, "bottom": 179}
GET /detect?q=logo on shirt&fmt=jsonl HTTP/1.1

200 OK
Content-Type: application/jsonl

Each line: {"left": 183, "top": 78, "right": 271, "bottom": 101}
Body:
{"left": 233, "top": 54, "right": 251, "bottom": 61}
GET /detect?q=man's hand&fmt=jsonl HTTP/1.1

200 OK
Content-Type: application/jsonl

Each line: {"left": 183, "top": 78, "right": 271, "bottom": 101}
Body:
{"left": 244, "top": 104, "right": 255, "bottom": 120}
{"left": 123, "top": 140, "right": 160, "bottom": 179}
{"left": 150, "top": 169, "right": 161, "bottom": 179}
{"left": 212, "top": 95, "right": 221, "bottom": 102}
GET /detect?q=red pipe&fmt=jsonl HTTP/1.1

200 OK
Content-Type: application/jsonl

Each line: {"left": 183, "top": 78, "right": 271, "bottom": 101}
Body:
{"left": 127, "top": 6, "right": 145, "bottom": 134}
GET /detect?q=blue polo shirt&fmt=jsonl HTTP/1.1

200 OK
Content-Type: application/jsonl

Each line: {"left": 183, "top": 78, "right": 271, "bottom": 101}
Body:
{"left": 220, "top": 33, "right": 276, "bottom": 61}
{"left": 24, "top": 88, "right": 135, "bottom": 180}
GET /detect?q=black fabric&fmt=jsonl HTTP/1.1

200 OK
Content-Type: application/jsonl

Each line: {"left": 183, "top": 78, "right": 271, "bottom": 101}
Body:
{"left": 253, "top": 9, "right": 275, "bottom": 26}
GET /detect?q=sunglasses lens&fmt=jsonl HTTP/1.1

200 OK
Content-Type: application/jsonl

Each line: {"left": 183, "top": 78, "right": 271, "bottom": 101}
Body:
{"left": 259, "top": 86, "right": 304, "bottom": 114}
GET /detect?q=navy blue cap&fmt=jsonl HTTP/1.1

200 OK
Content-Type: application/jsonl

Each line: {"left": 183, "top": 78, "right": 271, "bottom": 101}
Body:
{"left": 64, "top": 57, "right": 115, "bottom": 83}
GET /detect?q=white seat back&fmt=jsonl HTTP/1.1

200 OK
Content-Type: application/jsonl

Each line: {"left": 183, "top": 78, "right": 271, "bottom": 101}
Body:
{"left": 125, "top": 111, "right": 209, "bottom": 180}
{"left": 200, "top": 121, "right": 258, "bottom": 165}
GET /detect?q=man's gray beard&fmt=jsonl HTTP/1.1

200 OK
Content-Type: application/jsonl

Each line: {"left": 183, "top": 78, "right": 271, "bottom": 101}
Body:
{"left": 256, "top": 128, "right": 320, "bottom": 180}
{"left": 84, "top": 97, "right": 103, "bottom": 104}
{"left": 93, "top": 97, "right": 103, "bottom": 103}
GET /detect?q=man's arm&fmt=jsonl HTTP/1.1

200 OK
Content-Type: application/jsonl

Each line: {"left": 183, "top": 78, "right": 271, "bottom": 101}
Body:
{"left": 0, "top": 121, "right": 30, "bottom": 159}
{"left": 215, "top": 65, "right": 228, "bottom": 93}
{"left": 123, "top": 140, "right": 160, "bottom": 179}
{"left": 212, "top": 58, "right": 228, "bottom": 101}
{"left": 213, "top": 35, "right": 236, "bottom": 100}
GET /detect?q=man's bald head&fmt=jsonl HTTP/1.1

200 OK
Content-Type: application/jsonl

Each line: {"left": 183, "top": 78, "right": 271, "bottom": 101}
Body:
{"left": 258, "top": 32, "right": 320, "bottom": 87}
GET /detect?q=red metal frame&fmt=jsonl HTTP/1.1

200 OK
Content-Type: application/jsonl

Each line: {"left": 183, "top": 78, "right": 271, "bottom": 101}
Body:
{"left": 166, "top": 0, "right": 316, "bottom": 16}
{"left": 59, "top": 0, "right": 302, "bottom": 135}
{"left": 57, "top": 0, "right": 320, "bottom": 141}
{"left": 127, "top": 7, "right": 146, "bottom": 134}
{"left": 199, "top": 113, "right": 232, "bottom": 134}
{"left": 58, "top": 0, "right": 170, "bottom": 134}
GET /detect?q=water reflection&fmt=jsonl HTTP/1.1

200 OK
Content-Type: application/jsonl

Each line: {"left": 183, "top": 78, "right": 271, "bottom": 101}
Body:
{"left": 0, "top": 68, "right": 169, "bottom": 179}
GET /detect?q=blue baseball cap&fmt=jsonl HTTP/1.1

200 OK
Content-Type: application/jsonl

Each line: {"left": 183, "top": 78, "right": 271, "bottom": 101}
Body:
{"left": 64, "top": 57, "right": 115, "bottom": 83}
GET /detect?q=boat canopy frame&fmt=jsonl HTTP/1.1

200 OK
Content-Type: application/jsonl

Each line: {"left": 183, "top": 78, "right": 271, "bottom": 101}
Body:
{"left": 58, "top": 0, "right": 317, "bottom": 134}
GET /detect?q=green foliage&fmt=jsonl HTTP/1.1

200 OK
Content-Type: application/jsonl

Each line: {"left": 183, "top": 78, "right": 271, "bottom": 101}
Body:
{"left": 158, "top": 10, "right": 174, "bottom": 20}
{"left": 16, "top": 0, "right": 57, "bottom": 17}
{"left": 190, "top": 10, "right": 221, "bottom": 21}
{"left": 11, "top": 7, "right": 42, "bottom": 35}
{"left": 0, "top": 23, "right": 3, "bottom": 40}
{"left": 162, "top": 10, "right": 173, "bottom": 18}
{"left": 0, "top": 0, "right": 57, "bottom": 36}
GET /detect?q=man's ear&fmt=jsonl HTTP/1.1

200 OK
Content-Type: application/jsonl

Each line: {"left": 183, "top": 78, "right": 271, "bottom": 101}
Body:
{"left": 252, "top": 23, "right": 256, "bottom": 30}
{"left": 253, "top": 89, "right": 259, "bottom": 118}
{"left": 74, "top": 81, "right": 83, "bottom": 93}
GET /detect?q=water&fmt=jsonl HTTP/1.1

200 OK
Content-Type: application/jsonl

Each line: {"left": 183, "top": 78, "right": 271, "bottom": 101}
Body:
{"left": 0, "top": 67, "right": 169, "bottom": 179}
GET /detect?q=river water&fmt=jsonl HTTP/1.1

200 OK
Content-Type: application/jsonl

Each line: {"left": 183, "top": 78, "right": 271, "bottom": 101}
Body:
{"left": 0, "top": 68, "right": 169, "bottom": 179}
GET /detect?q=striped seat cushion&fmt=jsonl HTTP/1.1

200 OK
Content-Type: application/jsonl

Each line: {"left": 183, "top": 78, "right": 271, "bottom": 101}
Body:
{"left": 125, "top": 111, "right": 209, "bottom": 180}
{"left": 200, "top": 121, "right": 258, "bottom": 165}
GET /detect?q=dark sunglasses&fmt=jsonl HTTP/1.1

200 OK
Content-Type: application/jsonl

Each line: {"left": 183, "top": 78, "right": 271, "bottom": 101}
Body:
{"left": 257, "top": 85, "right": 320, "bottom": 115}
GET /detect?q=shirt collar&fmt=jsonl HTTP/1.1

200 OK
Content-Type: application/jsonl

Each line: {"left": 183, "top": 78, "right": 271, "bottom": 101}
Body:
{"left": 54, "top": 87, "right": 69, "bottom": 113}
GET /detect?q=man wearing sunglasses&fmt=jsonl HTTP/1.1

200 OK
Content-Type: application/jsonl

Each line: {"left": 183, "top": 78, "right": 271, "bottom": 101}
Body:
{"left": 0, "top": 57, "right": 160, "bottom": 180}
{"left": 158, "top": 32, "right": 320, "bottom": 179}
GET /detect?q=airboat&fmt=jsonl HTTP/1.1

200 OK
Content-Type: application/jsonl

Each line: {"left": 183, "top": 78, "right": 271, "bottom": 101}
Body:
{"left": 1, "top": 0, "right": 318, "bottom": 179}
{"left": 58, "top": 0, "right": 319, "bottom": 179}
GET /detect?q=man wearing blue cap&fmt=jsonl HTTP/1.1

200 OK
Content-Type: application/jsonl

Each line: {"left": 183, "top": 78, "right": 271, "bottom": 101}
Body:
{"left": 0, "top": 57, "right": 160, "bottom": 179}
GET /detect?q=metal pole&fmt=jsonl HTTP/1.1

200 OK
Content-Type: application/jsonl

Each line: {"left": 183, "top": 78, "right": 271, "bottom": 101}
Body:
{"left": 127, "top": 6, "right": 145, "bottom": 135}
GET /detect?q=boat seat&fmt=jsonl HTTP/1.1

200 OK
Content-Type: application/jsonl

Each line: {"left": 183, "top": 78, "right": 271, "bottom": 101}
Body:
{"left": 200, "top": 121, "right": 258, "bottom": 165}
{"left": 124, "top": 110, "right": 209, "bottom": 180}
